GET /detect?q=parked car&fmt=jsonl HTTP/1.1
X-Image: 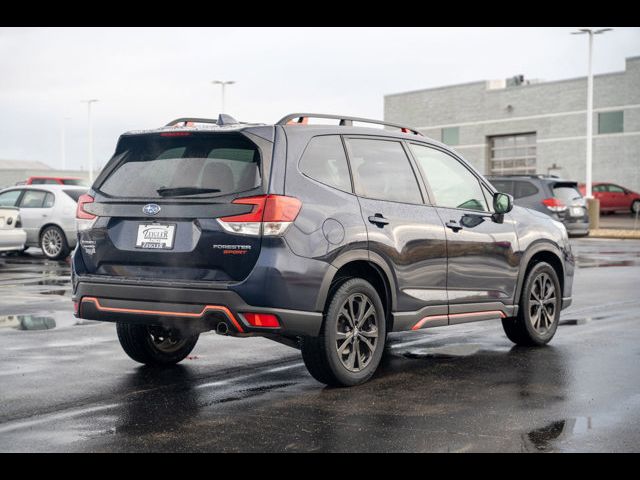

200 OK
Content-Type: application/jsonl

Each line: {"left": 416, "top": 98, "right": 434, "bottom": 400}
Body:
{"left": 487, "top": 175, "right": 589, "bottom": 237}
{"left": 25, "top": 176, "right": 88, "bottom": 186}
{"left": 72, "top": 113, "right": 574, "bottom": 387}
{"left": 0, "top": 207, "right": 27, "bottom": 253}
{"left": 0, "top": 185, "right": 87, "bottom": 259}
{"left": 579, "top": 182, "right": 640, "bottom": 214}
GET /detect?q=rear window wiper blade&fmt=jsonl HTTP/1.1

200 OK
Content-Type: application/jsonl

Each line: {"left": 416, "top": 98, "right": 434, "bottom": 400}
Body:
{"left": 156, "top": 187, "right": 221, "bottom": 197}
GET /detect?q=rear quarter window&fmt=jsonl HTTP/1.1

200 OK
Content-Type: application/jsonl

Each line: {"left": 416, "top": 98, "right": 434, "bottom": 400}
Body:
{"left": 514, "top": 181, "right": 539, "bottom": 199}
{"left": 298, "top": 135, "right": 352, "bottom": 192}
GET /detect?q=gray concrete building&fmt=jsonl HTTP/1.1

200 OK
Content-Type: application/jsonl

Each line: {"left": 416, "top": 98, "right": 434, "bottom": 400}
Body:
{"left": 384, "top": 56, "right": 640, "bottom": 191}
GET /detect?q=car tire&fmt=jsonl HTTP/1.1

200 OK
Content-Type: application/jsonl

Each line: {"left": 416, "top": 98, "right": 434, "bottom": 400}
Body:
{"left": 116, "top": 322, "right": 199, "bottom": 365}
{"left": 39, "top": 225, "right": 69, "bottom": 260}
{"left": 502, "top": 261, "right": 561, "bottom": 346}
{"left": 300, "top": 278, "right": 386, "bottom": 387}
{"left": 631, "top": 200, "right": 640, "bottom": 215}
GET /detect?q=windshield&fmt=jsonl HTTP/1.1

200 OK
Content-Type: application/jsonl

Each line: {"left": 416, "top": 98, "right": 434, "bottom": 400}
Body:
{"left": 63, "top": 189, "right": 87, "bottom": 202}
{"left": 62, "top": 179, "right": 87, "bottom": 186}
{"left": 98, "top": 132, "right": 261, "bottom": 198}
{"left": 553, "top": 184, "right": 585, "bottom": 206}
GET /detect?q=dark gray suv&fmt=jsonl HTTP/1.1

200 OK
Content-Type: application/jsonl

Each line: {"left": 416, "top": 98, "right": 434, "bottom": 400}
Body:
{"left": 487, "top": 175, "right": 590, "bottom": 237}
{"left": 72, "top": 113, "right": 575, "bottom": 386}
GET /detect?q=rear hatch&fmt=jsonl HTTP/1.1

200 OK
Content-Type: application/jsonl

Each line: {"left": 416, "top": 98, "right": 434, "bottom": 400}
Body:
{"left": 78, "top": 130, "right": 272, "bottom": 283}
{"left": 552, "top": 181, "right": 587, "bottom": 220}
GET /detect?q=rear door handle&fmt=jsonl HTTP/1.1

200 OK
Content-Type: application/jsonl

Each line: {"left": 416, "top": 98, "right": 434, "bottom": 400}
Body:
{"left": 445, "top": 220, "right": 462, "bottom": 232}
{"left": 368, "top": 214, "right": 389, "bottom": 227}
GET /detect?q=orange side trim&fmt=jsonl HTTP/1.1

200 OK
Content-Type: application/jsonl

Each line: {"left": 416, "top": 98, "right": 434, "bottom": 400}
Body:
{"left": 411, "top": 314, "right": 448, "bottom": 331}
{"left": 81, "top": 297, "right": 244, "bottom": 333}
{"left": 411, "top": 310, "right": 506, "bottom": 331}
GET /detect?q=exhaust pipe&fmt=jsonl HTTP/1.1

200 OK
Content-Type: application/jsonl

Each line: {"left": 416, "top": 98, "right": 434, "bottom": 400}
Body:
{"left": 216, "top": 322, "right": 229, "bottom": 335}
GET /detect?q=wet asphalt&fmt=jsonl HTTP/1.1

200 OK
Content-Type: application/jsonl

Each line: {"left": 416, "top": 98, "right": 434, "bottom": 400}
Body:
{"left": 1, "top": 238, "right": 639, "bottom": 452}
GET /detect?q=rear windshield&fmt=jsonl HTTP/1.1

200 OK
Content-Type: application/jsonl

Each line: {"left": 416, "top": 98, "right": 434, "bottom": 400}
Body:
{"left": 63, "top": 189, "right": 87, "bottom": 202}
{"left": 98, "top": 133, "right": 261, "bottom": 198}
{"left": 553, "top": 183, "right": 584, "bottom": 205}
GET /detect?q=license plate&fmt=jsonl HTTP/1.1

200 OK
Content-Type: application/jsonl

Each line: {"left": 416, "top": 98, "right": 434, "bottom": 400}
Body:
{"left": 135, "top": 223, "right": 176, "bottom": 250}
{"left": 570, "top": 207, "right": 584, "bottom": 217}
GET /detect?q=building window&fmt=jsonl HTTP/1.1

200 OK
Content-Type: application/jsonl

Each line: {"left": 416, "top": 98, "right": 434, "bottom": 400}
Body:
{"left": 441, "top": 127, "right": 459, "bottom": 146}
{"left": 489, "top": 133, "right": 536, "bottom": 175}
{"left": 598, "top": 111, "right": 624, "bottom": 134}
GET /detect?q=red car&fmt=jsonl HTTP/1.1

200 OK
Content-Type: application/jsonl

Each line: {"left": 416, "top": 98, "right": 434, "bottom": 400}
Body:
{"left": 25, "top": 176, "right": 87, "bottom": 186}
{"left": 579, "top": 182, "right": 640, "bottom": 214}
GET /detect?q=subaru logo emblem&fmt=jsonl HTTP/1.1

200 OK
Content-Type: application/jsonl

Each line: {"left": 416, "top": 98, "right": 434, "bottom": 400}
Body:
{"left": 143, "top": 204, "right": 161, "bottom": 216}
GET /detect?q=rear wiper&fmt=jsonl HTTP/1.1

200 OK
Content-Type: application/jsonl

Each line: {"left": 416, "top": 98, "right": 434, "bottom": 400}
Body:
{"left": 156, "top": 187, "right": 221, "bottom": 197}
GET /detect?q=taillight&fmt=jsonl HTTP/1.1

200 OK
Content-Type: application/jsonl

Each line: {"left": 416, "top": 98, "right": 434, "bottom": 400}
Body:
{"left": 76, "top": 194, "right": 96, "bottom": 231}
{"left": 76, "top": 194, "right": 96, "bottom": 219}
{"left": 542, "top": 197, "right": 567, "bottom": 213}
{"left": 217, "top": 195, "right": 302, "bottom": 236}
{"left": 243, "top": 312, "right": 280, "bottom": 328}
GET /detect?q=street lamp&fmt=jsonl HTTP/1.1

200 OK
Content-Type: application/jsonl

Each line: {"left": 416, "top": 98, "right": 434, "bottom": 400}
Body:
{"left": 60, "top": 117, "right": 71, "bottom": 171}
{"left": 80, "top": 99, "right": 99, "bottom": 183}
{"left": 211, "top": 80, "right": 235, "bottom": 114}
{"left": 571, "top": 28, "right": 612, "bottom": 199}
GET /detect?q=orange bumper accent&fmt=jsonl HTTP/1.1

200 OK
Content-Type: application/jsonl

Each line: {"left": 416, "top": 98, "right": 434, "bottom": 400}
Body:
{"left": 80, "top": 296, "right": 245, "bottom": 333}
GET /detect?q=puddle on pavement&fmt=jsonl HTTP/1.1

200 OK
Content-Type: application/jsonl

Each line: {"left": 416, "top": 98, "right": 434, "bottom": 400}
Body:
{"left": 403, "top": 343, "right": 482, "bottom": 359}
{"left": 0, "top": 312, "right": 94, "bottom": 331}
{"left": 559, "top": 314, "right": 610, "bottom": 326}
{"left": 525, "top": 417, "right": 593, "bottom": 451}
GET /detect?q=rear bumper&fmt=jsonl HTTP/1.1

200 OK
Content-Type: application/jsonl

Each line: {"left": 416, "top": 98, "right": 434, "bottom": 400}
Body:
{"left": 73, "top": 280, "right": 323, "bottom": 337}
{"left": 0, "top": 229, "right": 26, "bottom": 252}
{"left": 564, "top": 220, "right": 590, "bottom": 236}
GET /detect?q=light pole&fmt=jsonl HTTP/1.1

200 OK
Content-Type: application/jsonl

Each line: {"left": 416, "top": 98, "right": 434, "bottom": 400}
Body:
{"left": 211, "top": 80, "right": 235, "bottom": 113}
{"left": 571, "top": 28, "right": 612, "bottom": 199}
{"left": 60, "top": 117, "right": 71, "bottom": 171}
{"left": 81, "top": 99, "right": 99, "bottom": 182}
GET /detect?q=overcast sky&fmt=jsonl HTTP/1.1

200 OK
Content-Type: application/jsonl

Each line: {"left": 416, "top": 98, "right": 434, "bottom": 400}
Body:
{"left": 1, "top": 27, "right": 639, "bottom": 171}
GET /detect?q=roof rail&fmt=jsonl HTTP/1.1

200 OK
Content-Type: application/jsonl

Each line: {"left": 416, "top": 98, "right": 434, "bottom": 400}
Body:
{"left": 276, "top": 113, "right": 423, "bottom": 136}
{"left": 165, "top": 114, "right": 239, "bottom": 127}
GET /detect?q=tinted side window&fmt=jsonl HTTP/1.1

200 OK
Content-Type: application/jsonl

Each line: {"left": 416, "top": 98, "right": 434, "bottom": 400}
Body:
{"left": 299, "top": 136, "right": 352, "bottom": 192}
{"left": 489, "top": 180, "right": 514, "bottom": 196}
{"left": 410, "top": 144, "right": 488, "bottom": 211}
{"left": 608, "top": 184, "right": 625, "bottom": 193}
{"left": 514, "top": 181, "right": 539, "bottom": 199}
{"left": 19, "top": 190, "right": 47, "bottom": 208}
{"left": 346, "top": 138, "right": 422, "bottom": 204}
{"left": 593, "top": 185, "right": 606, "bottom": 193}
{"left": 0, "top": 190, "right": 22, "bottom": 207}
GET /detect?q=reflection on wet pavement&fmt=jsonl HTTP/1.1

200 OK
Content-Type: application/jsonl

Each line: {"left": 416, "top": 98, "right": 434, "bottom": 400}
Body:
{"left": 573, "top": 239, "right": 640, "bottom": 268}
{"left": 403, "top": 343, "right": 483, "bottom": 359}
{"left": 0, "top": 312, "right": 96, "bottom": 330}
{"left": 1, "top": 240, "right": 640, "bottom": 451}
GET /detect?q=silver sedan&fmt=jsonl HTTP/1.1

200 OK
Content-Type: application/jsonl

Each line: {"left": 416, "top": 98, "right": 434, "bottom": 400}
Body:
{"left": 0, "top": 184, "right": 87, "bottom": 259}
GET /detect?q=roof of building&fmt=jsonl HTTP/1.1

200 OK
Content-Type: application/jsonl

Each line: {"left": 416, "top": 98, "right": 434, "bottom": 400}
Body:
{"left": 385, "top": 56, "right": 639, "bottom": 98}
{"left": 0, "top": 159, "right": 51, "bottom": 170}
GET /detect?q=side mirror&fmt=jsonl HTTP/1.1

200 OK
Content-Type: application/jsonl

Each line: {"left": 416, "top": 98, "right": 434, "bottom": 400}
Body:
{"left": 493, "top": 192, "right": 514, "bottom": 214}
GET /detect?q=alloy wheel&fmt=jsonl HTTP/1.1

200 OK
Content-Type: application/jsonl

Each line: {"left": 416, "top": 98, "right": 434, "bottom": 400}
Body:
{"left": 41, "top": 228, "right": 63, "bottom": 258}
{"left": 529, "top": 272, "right": 557, "bottom": 334}
{"left": 148, "top": 327, "right": 188, "bottom": 353}
{"left": 335, "top": 293, "right": 379, "bottom": 372}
